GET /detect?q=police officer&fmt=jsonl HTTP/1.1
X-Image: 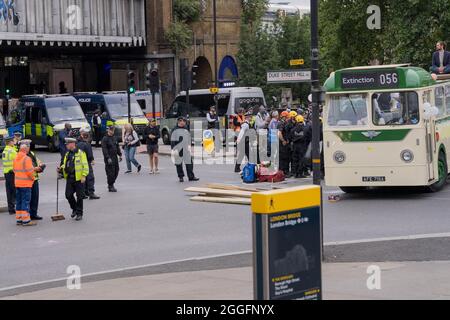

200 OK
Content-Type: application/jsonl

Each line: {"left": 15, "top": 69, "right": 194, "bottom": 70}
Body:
{"left": 13, "top": 131, "right": 22, "bottom": 151}
{"left": 28, "top": 147, "right": 45, "bottom": 220}
{"left": 77, "top": 128, "right": 100, "bottom": 200}
{"left": 59, "top": 138, "right": 89, "bottom": 221}
{"left": 92, "top": 110, "right": 102, "bottom": 148}
{"left": 2, "top": 135, "right": 17, "bottom": 215}
{"left": 277, "top": 111, "right": 292, "bottom": 177}
{"left": 291, "top": 115, "right": 308, "bottom": 178}
{"left": 102, "top": 126, "right": 122, "bottom": 192}
{"left": 171, "top": 117, "right": 199, "bottom": 183}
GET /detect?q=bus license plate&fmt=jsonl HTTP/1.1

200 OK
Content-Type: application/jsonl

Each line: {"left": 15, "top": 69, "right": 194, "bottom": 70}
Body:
{"left": 362, "top": 176, "right": 386, "bottom": 182}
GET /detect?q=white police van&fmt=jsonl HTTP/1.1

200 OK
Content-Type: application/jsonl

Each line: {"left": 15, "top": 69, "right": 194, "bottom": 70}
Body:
{"left": 160, "top": 87, "right": 266, "bottom": 145}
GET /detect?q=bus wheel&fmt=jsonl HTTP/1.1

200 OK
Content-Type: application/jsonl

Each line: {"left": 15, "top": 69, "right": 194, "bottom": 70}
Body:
{"left": 339, "top": 187, "right": 367, "bottom": 194}
{"left": 162, "top": 130, "right": 170, "bottom": 145}
{"left": 48, "top": 136, "right": 59, "bottom": 153}
{"left": 428, "top": 151, "right": 448, "bottom": 192}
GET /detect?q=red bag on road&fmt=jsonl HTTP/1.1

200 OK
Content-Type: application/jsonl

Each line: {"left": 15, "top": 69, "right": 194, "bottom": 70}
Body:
{"left": 257, "top": 167, "right": 286, "bottom": 183}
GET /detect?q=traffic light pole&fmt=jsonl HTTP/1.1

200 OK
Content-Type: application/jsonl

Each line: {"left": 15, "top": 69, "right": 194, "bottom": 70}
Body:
{"left": 127, "top": 90, "right": 131, "bottom": 124}
{"left": 213, "top": 0, "right": 219, "bottom": 112}
{"left": 310, "top": 0, "right": 324, "bottom": 261}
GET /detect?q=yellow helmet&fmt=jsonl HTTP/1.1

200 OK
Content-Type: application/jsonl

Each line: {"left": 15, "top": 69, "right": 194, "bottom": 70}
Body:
{"left": 295, "top": 115, "right": 305, "bottom": 123}
{"left": 289, "top": 111, "right": 298, "bottom": 118}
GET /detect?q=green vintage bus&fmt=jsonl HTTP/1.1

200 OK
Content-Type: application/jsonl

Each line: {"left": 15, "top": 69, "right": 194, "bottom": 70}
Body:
{"left": 323, "top": 64, "right": 450, "bottom": 193}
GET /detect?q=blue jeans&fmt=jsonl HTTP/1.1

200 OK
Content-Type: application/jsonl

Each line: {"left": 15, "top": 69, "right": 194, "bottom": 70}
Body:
{"left": 124, "top": 146, "right": 141, "bottom": 171}
{"left": 30, "top": 181, "right": 39, "bottom": 218}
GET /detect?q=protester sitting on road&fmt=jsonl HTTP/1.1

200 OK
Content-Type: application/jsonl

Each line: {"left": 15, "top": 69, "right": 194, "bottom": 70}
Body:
{"left": 144, "top": 119, "right": 161, "bottom": 174}
{"left": 123, "top": 124, "right": 142, "bottom": 174}
{"left": 431, "top": 41, "right": 450, "bottom": 75}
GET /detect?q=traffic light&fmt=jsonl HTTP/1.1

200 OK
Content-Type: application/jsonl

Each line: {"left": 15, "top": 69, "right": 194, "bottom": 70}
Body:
{"left": 127, "top": 71, "right": 136, "bottom": 94}
{"left": 5, "top": 88, "right": 10, "bottom": 95}
{"left": 180, "top": 59, "right": 192, "bottom": 91}
{"left": 147, "top": 68, "right": 160, "bottom": 93}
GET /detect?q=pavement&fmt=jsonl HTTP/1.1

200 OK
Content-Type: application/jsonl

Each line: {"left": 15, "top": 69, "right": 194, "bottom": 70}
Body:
{"left": 3, "top": 260, "right": 450, "bottom": 300}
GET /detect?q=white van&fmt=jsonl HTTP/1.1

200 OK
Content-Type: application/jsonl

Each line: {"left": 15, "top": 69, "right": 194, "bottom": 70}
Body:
{"left": 160, "top": 87, "right": 266, "bottom": 144}
{"left": 134, "top": 90, "right": 163, "bottom": 119}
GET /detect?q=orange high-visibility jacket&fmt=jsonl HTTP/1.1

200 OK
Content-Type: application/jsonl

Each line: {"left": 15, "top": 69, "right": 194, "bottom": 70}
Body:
{"left": 13, "top": 151, "right": 35, "bottom": 188}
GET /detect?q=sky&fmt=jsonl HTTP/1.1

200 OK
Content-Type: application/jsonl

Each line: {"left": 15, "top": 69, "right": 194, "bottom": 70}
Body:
{"left": 271, "top": 0, "right": 311, "bottom": 8}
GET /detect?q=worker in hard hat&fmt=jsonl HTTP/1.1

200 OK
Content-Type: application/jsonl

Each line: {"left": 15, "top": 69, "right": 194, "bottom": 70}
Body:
{"left": 291, "top": 115, "right": 309, "bottom": 178}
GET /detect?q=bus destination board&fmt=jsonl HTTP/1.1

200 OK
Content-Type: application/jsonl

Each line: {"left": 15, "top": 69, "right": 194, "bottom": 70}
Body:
{"left": 341, "top": 70, "right": 400, "bottom": 90}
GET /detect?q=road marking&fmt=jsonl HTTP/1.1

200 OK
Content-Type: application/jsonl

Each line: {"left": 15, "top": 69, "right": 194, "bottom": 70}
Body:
{"left": 0, "top": 250, "right": 252, "bottom": 293}
{"left": 324, "top": 232, "right": 450, "bottom": 246}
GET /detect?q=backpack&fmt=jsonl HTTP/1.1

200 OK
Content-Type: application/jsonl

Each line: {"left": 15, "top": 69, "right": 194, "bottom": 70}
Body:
{"left": 242, "top": 163, "right": 257, "bottom": 184}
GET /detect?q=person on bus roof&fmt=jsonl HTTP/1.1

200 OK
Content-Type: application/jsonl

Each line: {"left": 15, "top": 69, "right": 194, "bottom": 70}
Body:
{"left": 431, "top": 41, "right": 450, "bottom": 75}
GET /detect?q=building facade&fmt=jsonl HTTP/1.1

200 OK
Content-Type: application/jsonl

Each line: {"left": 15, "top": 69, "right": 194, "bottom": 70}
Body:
{"left": 0, "top": 0, "right": 147, "bottom": 98}
{"left": 146, "top": 0, "right": 242, "bottom": 110}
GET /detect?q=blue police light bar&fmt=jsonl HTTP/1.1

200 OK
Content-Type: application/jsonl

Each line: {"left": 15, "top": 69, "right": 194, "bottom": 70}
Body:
{"left": 222, "top": 81, "right": 236, "bottom": 88}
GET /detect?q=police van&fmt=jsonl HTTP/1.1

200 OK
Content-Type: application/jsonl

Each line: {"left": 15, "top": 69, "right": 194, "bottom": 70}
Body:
{"left": 134, "top": 90, "right": 162, "bottom": 119}
{"left": 7, "top": 95, "right": 90, "bottom": 152}
{"left": 160, "top": 87, "right": 266, "bottom": 145}
{"left": 0, "top": 113, "right": 8, "bottom": 152}
{"left": 73, "top": 92, "right": 149, "bottom": 141}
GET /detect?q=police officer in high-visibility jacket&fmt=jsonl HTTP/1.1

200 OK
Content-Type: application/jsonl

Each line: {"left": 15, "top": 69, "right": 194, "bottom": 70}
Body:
{"left": 28, "top": 149, "right": 45, "bottom": 221}
{"left": 2, "top": 135, "right": 17, "bottom": 215}
{"left": 59, "top": 138, "right": 89, "bottom": 221}
{"left": 13, "top": 140, "right": 37, "bottom": 226}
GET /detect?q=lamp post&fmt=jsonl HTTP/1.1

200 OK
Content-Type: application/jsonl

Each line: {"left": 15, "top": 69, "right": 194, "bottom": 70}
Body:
{"left": 310, "top": 0, "right": 321, "bottom": 186}
{"left": 213, "top": 0, "right": 218, "bottom": 88}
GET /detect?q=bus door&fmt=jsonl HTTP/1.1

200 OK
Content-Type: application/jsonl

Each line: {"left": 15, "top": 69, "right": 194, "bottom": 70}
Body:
{"left": 424, "top": 90, "right": 436, "bottom": 181}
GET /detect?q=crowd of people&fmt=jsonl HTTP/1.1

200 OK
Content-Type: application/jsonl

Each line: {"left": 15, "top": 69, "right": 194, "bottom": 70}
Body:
{"left": 230, "top": 104, "right": 323, "bottom": 179}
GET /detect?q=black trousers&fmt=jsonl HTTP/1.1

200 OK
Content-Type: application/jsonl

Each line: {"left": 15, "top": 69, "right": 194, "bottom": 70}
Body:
{"left": 279, "top": 143, "right": 292, "bottom": 175}
{"left": 4, "top": 172, "right": 16, "bottom": 214}
{"left": 93, "top": 127, "right": 102, "bottom": 147}
{"left": 66, "top": 178, "right": 84, "bottom": 215}
{"left": 176, "top": 160, "right": 195, "bottom": 179}
{"left": 84, "top": 164, "right": 95, "bottom": 195}
{"left": 292, "top": 142, "right": 307, "bottom": 175}
{"left": 105, "top": 162, "right": 119, "bottom": 186}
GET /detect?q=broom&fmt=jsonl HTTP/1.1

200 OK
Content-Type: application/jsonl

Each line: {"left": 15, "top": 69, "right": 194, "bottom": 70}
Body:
{"left": 51, "top": 173, "right": 65, "bottom": 221}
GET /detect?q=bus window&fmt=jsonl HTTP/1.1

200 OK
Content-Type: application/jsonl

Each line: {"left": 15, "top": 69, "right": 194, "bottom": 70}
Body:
{"left": 235, "top": 97, "right": 265, "bottom": 113}
{"left": 445, "top": 85, "right": 450, "bottom": 114}
{"left": 372, "top": 92, "right": 419, "bottom": 126}
{"left": 179, "top": 94, "right": 230, "bottom": 117}
{"left": 327, "top": 94, "right": 368, "bottom": 126}
{"left": 435, "top": 87, "right": 445, "bottom": 116}
{"left": 31, "top": 107, "right": 42, "bottom": 124}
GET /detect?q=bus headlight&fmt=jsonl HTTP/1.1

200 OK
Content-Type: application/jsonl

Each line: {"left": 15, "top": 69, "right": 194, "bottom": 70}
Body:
{"left": 401, "top": 150, "right": 414, "bottom": 163}
{"left": 333, "top": 151, "right": 346, "bottom": 164}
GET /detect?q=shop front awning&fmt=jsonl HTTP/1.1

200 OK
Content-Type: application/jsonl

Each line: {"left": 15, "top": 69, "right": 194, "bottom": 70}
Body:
{"left": 0, "top": 32, "right": 146, "bottom": 48}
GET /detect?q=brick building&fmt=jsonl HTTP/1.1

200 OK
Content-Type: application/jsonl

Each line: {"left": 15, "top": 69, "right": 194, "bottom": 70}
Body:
{"left": 146, "top": 0, "right": 242, "bottom": 110}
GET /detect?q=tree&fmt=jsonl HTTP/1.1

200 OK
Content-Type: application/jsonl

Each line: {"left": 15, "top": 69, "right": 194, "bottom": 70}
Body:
{"left": 238, "top": 0, "right": 281, "bottom": 103}
{"left": 165, "top": 0, "right": 202, "bottom": 54}
{"left": 275, "top": 15, "right": 312, "bottom": 103}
